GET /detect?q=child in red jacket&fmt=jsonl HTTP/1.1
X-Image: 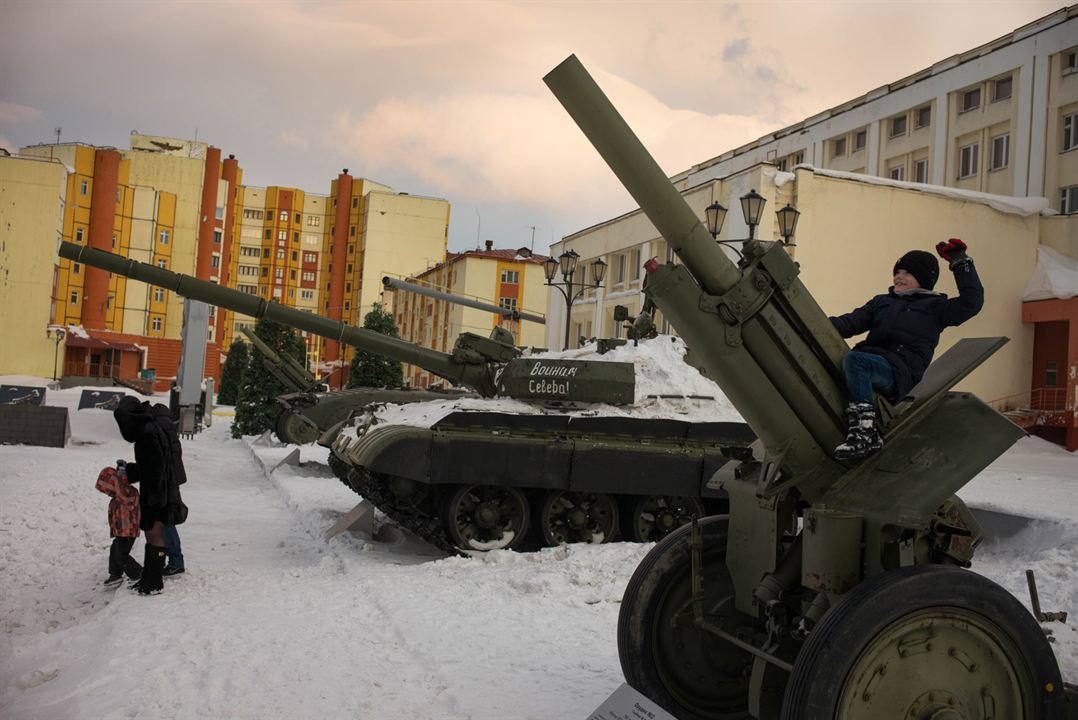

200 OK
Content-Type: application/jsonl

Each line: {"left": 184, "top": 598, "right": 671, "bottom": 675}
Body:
{"left": 95, "top": 464, "right": 143, "bottom": 585}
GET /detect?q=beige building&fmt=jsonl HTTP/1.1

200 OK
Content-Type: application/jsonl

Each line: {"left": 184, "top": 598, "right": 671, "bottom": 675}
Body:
{"left": 0, "top": 152, "right": 68, "bottom": 378}
{"left": 387, "top": 242, "right": 548, "bottom": 388}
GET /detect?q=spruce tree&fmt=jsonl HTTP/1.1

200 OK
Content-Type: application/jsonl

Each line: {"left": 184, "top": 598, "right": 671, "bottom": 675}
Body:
{"left": 232, "top": 318, "right": 307, "bottom": 438}
{"left": 216, "top": 338, "right": 248, "bottom": 406}
{"left": 348, "top": 303, "right": 404, "bottom": 389}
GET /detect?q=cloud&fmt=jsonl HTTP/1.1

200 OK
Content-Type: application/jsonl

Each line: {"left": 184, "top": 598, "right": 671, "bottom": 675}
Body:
{"left": 276, "top": 130, "right": 309, "bottom": 150}
{"left": 0, "top": 102, "right": 43, "bottom": 126}
{"left": 722, "top": 38, "right": 749, "bottom": 62}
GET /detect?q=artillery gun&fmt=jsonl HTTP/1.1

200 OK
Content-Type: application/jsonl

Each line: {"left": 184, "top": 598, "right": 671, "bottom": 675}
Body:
{"left": 239, "top": 324, "right": 473, "bottom": 445}
{"left": 545, "top": 54, "right": 1073, "bottom": 718}
{"left": 57, "top": 240, "right": 757, "bottom": 553}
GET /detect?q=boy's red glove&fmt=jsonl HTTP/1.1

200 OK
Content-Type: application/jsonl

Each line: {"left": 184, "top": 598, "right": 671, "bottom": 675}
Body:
{"left": 935, "top": 238, "right": 971, "bottom": 269}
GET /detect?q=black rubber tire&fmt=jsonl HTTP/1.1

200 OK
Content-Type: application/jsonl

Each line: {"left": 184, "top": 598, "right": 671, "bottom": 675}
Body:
{"left": 274, "top": 409, "right": 319, "bottom": 445}
{"left": 618, "top": 515, "right": 754, "bottom": 720}
{"left": 781, "top": 564, "right": 1067, "bottom": 719}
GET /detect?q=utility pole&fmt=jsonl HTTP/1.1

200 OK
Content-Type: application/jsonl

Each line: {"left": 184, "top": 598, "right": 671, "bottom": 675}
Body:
{"left": 527, "top": 226, "right": 537, "bottom": 251}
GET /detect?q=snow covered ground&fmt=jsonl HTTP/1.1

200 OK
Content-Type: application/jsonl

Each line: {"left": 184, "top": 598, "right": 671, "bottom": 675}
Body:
{"left": 1, "top": 379, "right": 1075, "bottom": 719}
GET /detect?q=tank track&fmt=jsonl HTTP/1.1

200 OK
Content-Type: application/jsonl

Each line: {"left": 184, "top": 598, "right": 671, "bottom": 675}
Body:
{"left": 326, "top": 452, "right": 460, "bottom": 556}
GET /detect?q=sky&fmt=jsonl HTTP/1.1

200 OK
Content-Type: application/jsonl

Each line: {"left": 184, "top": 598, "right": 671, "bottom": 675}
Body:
{"left": 0, "top": 0, "right": 1067, "bottom": 253}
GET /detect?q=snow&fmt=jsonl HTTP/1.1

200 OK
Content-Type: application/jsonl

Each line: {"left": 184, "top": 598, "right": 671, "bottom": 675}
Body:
{"left": 1023, "top": 245, "right": 1078, "bottom": 301}
{"left": 792, "top": 164, "right": 1051, "bottom": 217}
{"left": 1, "top": 379, "right": 1076, "bottom": 719}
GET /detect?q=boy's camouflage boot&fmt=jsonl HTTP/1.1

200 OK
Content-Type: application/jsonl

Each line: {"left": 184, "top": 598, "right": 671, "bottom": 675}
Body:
{"left": 834, "top": 402, "right": 883, "bottom": 460}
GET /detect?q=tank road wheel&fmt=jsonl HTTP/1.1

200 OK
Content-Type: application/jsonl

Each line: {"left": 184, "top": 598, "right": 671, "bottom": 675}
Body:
{"left": 618, "top": 516, "right": 754, "bottom": 720}
{"left": 781, "top": 565, "right": 1066, "bottom": 720}
{"left": 625, "top": 495, "right": 706, "bottom": 543}
{"left": 536, "top": 490, "right": 619, "bottom": 546}
{"left": 444, "top": 484, "right": 529, "bottom": 552}
{"left": 274, "top": 409, "right": 320, "bottom": 445}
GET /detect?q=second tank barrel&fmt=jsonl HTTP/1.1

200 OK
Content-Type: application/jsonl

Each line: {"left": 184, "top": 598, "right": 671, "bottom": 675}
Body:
{"left": 382, "top": 276, "right": 546, "bottom": 325}
{"left": 57, "top": 241, "right": 490, "bottom": 390}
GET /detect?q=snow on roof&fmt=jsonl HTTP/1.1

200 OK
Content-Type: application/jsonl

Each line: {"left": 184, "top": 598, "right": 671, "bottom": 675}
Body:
{"left": 796, "top": 165, "right": 1049, "bottom": 217}
{"left": 1023, "top": 245, "right": 1078, "bottom": 301}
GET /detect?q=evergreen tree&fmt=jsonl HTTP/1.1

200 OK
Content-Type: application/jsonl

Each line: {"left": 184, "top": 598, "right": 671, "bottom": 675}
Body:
{"left": 232, "top": 318, "right": 307, "bottom": 438}
{"left": 216, "top": 338, "right": 248, "bottom": 406}
{"left": 348, "top": 303, "right": 404, "bottom": 389}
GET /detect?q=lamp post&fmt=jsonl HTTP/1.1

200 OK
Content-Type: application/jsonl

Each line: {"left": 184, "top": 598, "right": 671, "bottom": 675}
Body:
{"left": 544, "top": 250, "right": 607, "bottom": 350}
{"left": 705, "top": 189, "right": 800, "bottom": 256}
{"left": 46, "top": 326, "right": 66, "bottom": 381}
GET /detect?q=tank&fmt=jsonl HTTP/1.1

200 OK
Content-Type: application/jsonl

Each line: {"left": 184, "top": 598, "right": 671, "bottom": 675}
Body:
{"left": 545, "top": 54, "right": 1075, "bottom": 718}
{"left": 58, "top": 240, "right": 758, "bottom": 554}
{"left": 240, "top": 324, "right": 474, "bottom": 445}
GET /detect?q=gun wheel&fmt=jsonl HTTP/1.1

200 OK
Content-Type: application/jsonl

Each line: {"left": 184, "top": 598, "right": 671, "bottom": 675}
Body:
{"left": 617, "top": 515, "right": 754, "bottom": 720}
{"left": 624, "top": 495, "right": 705, "bottom": 542}
{"left": 782, "top": 565, "right": 1066, "bottom": 720}
{"left": 444, "top": 484, "right": 529, "bottom": 552}
{"left": 274, "top": 409, "right": 320, "bottom": 445}
{"left": 536, "top": 490, "right": 618, "bottom": 546}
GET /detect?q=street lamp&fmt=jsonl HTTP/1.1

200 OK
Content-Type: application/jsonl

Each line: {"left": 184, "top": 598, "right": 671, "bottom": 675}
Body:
{"left": 705, "top": 189, "right": 800, "bottom": 256}
{"left": 776, "top": 203, "right": 801, "bottom": 247}
{"left": 545, "top": 250, "right": 606, "bottom": 350}
{"left": 46, "top": 326, "right": 66, "bottom": 381}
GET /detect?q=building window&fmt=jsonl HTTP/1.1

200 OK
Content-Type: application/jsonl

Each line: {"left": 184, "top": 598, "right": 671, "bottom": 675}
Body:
{"left": 294, "top": 213, "right": 301, "bottom": 224}
{"left": 990, "top": 133, "right": 1010, "bottom": 170}
{"left": 304, "top": 253, "right": 317, "bottom": 263}
{"left": 307, "top": 215, "right": 320, "bottom": 226}
{"left": 499, "top": 297, "right": 517, "bottom": 311}
{"left": 915, "top": 105, "right": 931, "bottom": 129}
{"left": 794, "top": 151, "right": 804, "bottom": 164}
{"left": 992, "top": 75, "right": 1012, "bottom": 102}
{"left": 915, "top": 158, "right": 928, "bottom": 184}
{"left": 213, "top": 229, "right": 222, "bottom": 244}
{"left": 243, "top": 208, "right": 264, "bottom": 220}
{"left": 211, "top": 255, "right": 220, "bottom": 269}
{"left": 278, "top": 230, "right": 287, "bottom": 241}
{"left": 159, "top": 229, "right": 170, "bottom": 245}
{"left": 279, "top": 211, "right": 288, "bottom": 222}
{"left": 349, "top": 225, "right": 356, "bottom": 236}
{"left": 277, "top": 249, "right": 285, "bottom": 260}
{"left": 75, "top": 227, "right": 84, "bottom": 243}
{"left": 631, "top": 248, "right": 642, "bottom": 280}
{"left": 889, "top": 115, "right": 907, "bottom": 138}
{"left": 275, "top": 268, "right": 284, "bottom": 279}
{"left": 777, "top": 158, "right": 787, "bottom": 171}
{"left": 351, "top": 197, "right": 358, "bottom": 209}
{"left": 158, "top": 259, "right": 167, "bottom": 269}
{"left": 106, "top": 295, "right": 112, "bottom": 309}
{"left": 215, "top": 206, "right": 224, "bottom": 220}
{"left": 154, "top": 288, "right": 165, "bottom": 302}
{"left": 958, "top": 143, "right": 979, "bottom": 178}
{"left": 292, "top": 231, "right": 299, "bottom": 244}
{"left": 262, "top": 267, "right": 269, "bottom": 277}
{"left": 301, "top": 289, "right": 314, "bottom": 300}
{"left": 73, "top": 262, "right": 80, "bottom": 274}
{"left": 833, "top": 137, "right": 846, "bottom": 157}
{"left": 302, "top": 271, "right": 315, "bottom": 282}
{"left": 152, "top": 317, "right": 162, "bottom": 333}
{"left": 290, "top": 269, "right": 296, "bottom": 280}
{"left": 889, "top": 165, "right": 904, "bottom": 181}
{"left": 348, "top": 245, "right": 354, "bottom": 255}
{"left": 263, "top": 247, "right": 270, "bottom": 258}
{"left": 961, "top": 87, "right": 981, "bottom": 113}
{"left": 264, "top": 229, "right": 271, "bottom": 240}
{"left": 70, "top": 290, "right": 78, "bottom": 305}
{"left": 1046, "top": 360, "right": 1058, "bottom": 388}
{"left": 79, "top": 180, "right": 88, "bottom": 196}
{"left": 1064, "top": 49, "right": 1077, "bottom": 75}
{"left": 111, "top": 234, "right": 117, "bottom": 249}
{"left": 116, "top": 189, "right": 121, "bottom": 204}
{"left": 500, "top": 269, "right": 520, "bottom": 284}
{"left": 346, "top": 263, "right": 353, "bottom": 274}
{"left": 1063, "top": 113, "right": 1078, "bottom": 152}
{"left": 1061, "top": 185, "right": 1078, "bottom": 214}
{"left": 854, "top": 130, "right": 867, "bottom": 151}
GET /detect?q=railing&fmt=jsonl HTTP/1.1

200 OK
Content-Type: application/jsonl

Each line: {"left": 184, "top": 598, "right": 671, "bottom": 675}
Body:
{"left": 988, "top": 387, "right": 1069, "bottom": 414}
{"left": 63, "top": 361, "right": 121, "bottom": 379}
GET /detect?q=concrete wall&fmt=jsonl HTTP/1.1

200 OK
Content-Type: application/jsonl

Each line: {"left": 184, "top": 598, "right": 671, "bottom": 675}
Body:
{"left": 0, "top": 154, "right": 68, "bottom": 377}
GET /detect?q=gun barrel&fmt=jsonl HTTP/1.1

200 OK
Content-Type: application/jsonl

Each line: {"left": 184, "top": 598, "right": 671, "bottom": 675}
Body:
{"left": 543, "top": 55, "right": 740, "bottom": 295}
{"left": 58, "top": 242, "right": 491, "bottom": 391}
{"left": 383, "top": 276, "right": 546, "bottom": 325}
{"left": 239, "top": 326, "right": 315, "bottom": 391}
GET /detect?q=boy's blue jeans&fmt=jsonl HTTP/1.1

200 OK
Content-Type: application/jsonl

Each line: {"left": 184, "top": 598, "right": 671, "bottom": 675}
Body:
{"left": 163, "top": 525, "right": 184, "bottom": 570}
{"left": 843, "top": 351, "right": 895, "bottom": 404}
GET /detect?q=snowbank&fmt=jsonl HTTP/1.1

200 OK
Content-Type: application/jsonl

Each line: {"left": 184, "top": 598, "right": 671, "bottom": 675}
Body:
{"left": 1023, "top": 245, "right": 1078, "bottom": 301}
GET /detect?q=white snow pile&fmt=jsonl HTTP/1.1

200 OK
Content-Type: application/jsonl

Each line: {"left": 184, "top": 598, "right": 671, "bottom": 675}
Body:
{"left": 344, "top": 336, "right": 744, "bottom": 438}
{"left": 792, "top": 164, "right": 1050, "bottom": 217}
{"left": 0, "top": 379, "right": 1076, "bottom": 720}
{"left": 1023, "top": 245, "right": 1078, "bottom": 301}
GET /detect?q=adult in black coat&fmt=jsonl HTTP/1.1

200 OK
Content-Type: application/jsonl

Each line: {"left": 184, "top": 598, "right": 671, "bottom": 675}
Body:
{"left": 113, "top": 396, "right": 186, "bottom": 594}
{"left": 829, "top": 239, "right": 984, "bottom": 460}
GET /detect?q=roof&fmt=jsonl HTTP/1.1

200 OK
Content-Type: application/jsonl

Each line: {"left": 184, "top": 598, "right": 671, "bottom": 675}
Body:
{"left": 65, "top": 335, "right": 143, "bottom": 353}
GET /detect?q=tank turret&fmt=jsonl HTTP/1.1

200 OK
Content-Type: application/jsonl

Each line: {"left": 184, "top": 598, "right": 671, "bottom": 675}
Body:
{"left": 544, "top": 54, "right": 1070, "bottom": 718}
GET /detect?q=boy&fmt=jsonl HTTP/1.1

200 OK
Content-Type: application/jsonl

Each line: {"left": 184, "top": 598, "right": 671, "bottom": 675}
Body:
{"left": 95, "top": 463, "right": 142, "bottom": 585}
{"left": 830, "top": 238, "right": 983, "bottom": 460}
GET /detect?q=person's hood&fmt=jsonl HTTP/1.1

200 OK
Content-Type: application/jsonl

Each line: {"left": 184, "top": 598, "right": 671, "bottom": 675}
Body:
{"left": 113, "top": 396, "right": 151, "bottom": 442}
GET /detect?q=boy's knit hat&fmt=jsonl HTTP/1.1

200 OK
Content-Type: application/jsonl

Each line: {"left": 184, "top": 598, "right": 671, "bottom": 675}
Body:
{"left": 893, "top": 250, "right": 939, "bottom": 291}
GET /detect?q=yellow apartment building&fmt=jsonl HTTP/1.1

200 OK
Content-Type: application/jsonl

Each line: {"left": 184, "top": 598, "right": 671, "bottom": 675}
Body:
{"left": 0, "top": 152, "right": 68, "bottom": 378}
{"left": 386, "top": 241, "right": 548, "bottom": 389}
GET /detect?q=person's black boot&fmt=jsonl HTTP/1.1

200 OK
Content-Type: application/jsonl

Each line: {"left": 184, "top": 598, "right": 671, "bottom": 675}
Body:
{"left": 834, "top": 402, "right": 883, "bottom": 460}
{"left": 133, "top": 544, "right": 165, "bottom": 595}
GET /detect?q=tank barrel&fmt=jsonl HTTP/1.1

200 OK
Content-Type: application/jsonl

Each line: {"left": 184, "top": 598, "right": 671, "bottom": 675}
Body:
{"left": 383, "top": 276, "right": 546, "bottom": 325}
{"left": 543, "top": 55, "right": 740, "bottom": 295}
{"left": 58, "top": 242, "right": 495, "bottom": 393}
